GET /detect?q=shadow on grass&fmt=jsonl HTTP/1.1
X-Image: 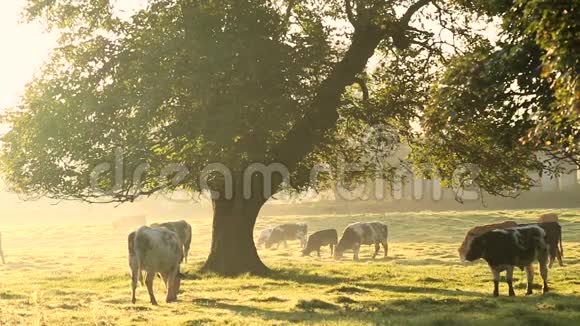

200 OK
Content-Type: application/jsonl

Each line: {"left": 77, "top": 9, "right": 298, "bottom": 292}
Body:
{"left": 267, "top": 267, "right": 352, "bottom": 285}
{"left": 190, "top": 294, "right": 580, "bottom": 325}
{"left": 359, "top": 283, "right": 484, "bottom": 298}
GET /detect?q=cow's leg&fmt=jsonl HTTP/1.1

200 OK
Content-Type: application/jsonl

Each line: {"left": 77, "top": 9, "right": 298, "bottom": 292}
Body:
{"left": 525, "top": 264, "right": 535, "bottom": 295}
{"left": 166, "top": 269, "right": 178, "bottom": 303}
{"left": 557, "top": 249, "right": 563, "bottom": 267}
{"left": 538, "top": 248, "right": 550, "bottom": 294}
{"left": 131, "top": 268, "right": 139, "bottom": 304}
{"left": 145, "top": 272, "right": 158, "bottom": 305}
{"left": 540, "top": 261, "right": 549, "bottom": 294}
{"left": 548, "top": 245, "right": 555, "bottom": 268}
{"left": 161, "top": 272, "right": 169, "bottom": 290}
{"left": 506, "top": 266, "right": 515, "bottom": 297}
{"left": 382, "top": 241, "right": 388, "bottom": 258}
{"left": 184, "top": 244, "right": 190, "bottom": 263}
{"left": 353, "top": 244, "right": 360, "bottom": 261}
{"left": 284, "top": 241, "right": 289, "bottom": 248}
{"left": 317, "top": 249, "right": 321, "bottom": 258}
{"left": 139, "top": 271, "right": 144, "bottom": 285}
{"left": 492, "top": 268, "right": 500, "bottom": 297}
{"left": 329, "top": 244, "right": 334, "bottom": 256}
{"left": 372, "top": 243, "right": 380, "bottom": 259}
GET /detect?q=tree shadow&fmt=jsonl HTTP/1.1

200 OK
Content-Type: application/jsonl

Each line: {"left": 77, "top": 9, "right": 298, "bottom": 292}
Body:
{"left": 267, "top": 267, "right": 352, "bottom": 285}
{"left": 358, "top": 282, "right": 484, "bottom": 298}
{"left": 189, "top": 292, "right": 580, "bottom": 325}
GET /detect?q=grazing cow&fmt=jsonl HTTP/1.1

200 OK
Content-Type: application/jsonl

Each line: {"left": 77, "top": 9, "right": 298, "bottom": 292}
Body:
{"left": 129, "top": 226, "right": 182, "bottom": 305}
{"left": 151, "top": 220, "right": 192, "bottom": 263}
{"left": 458, "top": 221, "right": 518, "bottom": 262}
{"left": 256, "top": 228, "right": 273, "bottom": 248}
{"left": 265, "top": 223, "right": 308, "bottom": 249}
{"left": 334, "top": 222, "right": 388, "bottom": 260}
{"left": 113, "top": 215, "right": 146, "bottom": 231}
{"left": 538, "top": 213, "right": 558, "bottom": 223}
{"left": 302, "top": 229, "right": 338, "bottom": 257}
{"left": 465, "top": 225, "right": 549, "bottom": 297}
{"left": 0, "top": 232, "right": 5, "bottom": 264}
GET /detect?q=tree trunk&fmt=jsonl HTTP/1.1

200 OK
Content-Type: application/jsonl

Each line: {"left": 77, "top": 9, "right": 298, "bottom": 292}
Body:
{"left": 201, "top": 196, "right": 270, "bottom": 276}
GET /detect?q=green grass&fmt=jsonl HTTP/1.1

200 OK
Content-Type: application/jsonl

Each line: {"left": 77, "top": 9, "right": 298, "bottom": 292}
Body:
{"left": 1, "top": 209, "right": 579, "bottom": 325}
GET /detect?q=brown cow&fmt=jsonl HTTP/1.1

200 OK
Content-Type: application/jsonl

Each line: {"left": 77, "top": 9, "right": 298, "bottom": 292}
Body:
{"left": 458, "top": 221, "right": 518, "bottom": 262}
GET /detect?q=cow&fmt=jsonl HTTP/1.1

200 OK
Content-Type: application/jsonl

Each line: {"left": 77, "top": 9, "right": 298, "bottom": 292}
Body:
{"left": 113, "top": 215, "right": 146, "bottom": 231}
{"left": 150, "top": 220, "right": 192, "bottom": 263}
{"left": 256, "top": 228, "right": 273, "bottom": 248}
{"left": 465, "top": 225, "right": 549, "bottom": 297}
{"left": 265, "top": 223, "right": 308, "bottom": 249}
{"left": 334, "top": 222, "right": 388, "bottom": 260}
{"left": 129, "top": 226, "right": 183, "bottom": 305}
{"left": 538, "top": 213, "right": 558, "bottom": 223}
{"left": 0, "top": 232, "right": 5, "bottom": 264}
{"left": 302, "top": 229, "right": 338, "bottom": 257}
{"left": 458, "top": 221, "right": 518, "bottom": 262}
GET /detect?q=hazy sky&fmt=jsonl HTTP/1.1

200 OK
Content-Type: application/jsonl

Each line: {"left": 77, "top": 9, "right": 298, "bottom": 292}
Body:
{"left": 0, "top": 1, "right": 57, "bottom": 111}
{"left": 0, "top": 0, "right": 148, "bottom": 112}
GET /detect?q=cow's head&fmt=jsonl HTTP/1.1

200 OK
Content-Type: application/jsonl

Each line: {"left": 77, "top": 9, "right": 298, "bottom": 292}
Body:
{"left": 458, "top": 232, "right": 476, "bottom": 262}
{"left": 333, "top": 241, "right": 347, "bottom": 259}
{"left": 465, "top": 234, "right": 486, "bottom": 262}
{"left": 265, "top": 229, "right": 281, "bottom": 249}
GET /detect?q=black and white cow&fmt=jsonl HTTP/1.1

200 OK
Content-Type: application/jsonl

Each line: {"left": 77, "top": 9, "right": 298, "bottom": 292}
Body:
{"left": 465, "top": 224, "right": 549, "bottom": 297}
{"left": 334, "top": 222, "right": 388, "bottom": 260}
{"left": 265, "top": 223, "right": 308, "bottom": 249}
{"left": 302, "top": 229, "right": 338, "bottom": 257}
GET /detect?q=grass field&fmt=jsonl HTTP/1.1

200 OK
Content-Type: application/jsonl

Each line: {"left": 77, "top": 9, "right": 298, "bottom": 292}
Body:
{"left": 1, "top": 209, "right": 579, "bottom": 325}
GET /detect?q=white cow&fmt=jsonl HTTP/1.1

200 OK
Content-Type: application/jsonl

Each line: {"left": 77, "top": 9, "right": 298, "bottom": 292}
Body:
{"left": 128, "top": 226, "right": 182, "bottom": 305}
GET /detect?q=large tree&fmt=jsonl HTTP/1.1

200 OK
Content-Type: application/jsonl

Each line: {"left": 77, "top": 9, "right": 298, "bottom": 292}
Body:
{"left": 1, "top": 0, "right": 577, "bottom": 275}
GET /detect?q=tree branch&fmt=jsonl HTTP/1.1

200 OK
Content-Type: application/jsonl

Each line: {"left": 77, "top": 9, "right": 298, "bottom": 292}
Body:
{"left": 271, "top": 23, "right": 385, "bottom": 175}
{"left": 400, "top": 0, "right": 432, "bottom": 27}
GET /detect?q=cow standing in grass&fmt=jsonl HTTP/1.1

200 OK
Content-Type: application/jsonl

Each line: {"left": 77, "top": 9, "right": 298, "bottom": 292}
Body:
{"left": 459, "top": 219, "right": 564, "bottom": 268}
{"left": 334, "top": 222, "right": 388, "bottom": 260}
{"left": 465, "top": 225, "right": 549, "bottom": 297}
{"left": 265, "top": 223, "right": 308, "bottom": 249}
{"left": 302, "top": 229, "right": 338, "bottom": 257}
{"left": 129, "top": 226, "right": 182, "bottom": 305}
{"left": 151, "top": 220, "right": 192, "bottom": 263}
